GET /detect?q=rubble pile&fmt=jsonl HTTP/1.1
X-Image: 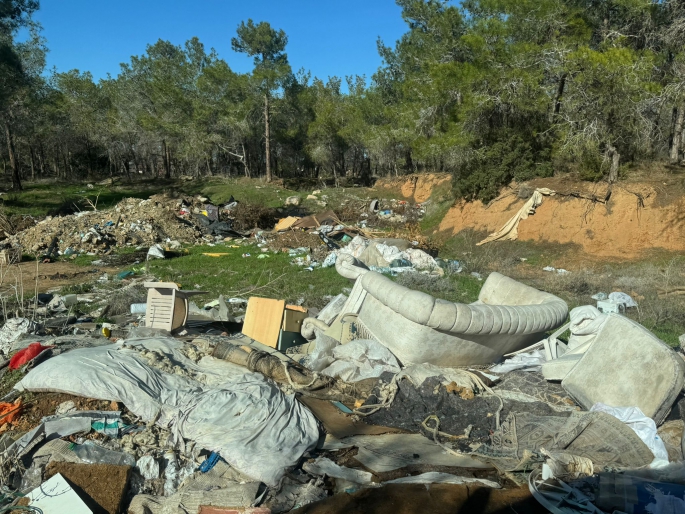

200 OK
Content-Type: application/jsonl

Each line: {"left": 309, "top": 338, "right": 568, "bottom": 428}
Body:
{"left": 4, "top": 196, "right": 206, "bottom": 256}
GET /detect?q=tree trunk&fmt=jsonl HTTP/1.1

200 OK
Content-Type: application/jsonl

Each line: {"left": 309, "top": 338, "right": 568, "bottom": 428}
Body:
{"left": 29, "top": 144, "right": 35, "bottom": 181}
{"left": 5, "top": 122, "right": 22, "bottom": 190}
{"left": 671, "top": 104, "right": 684, "bottom": 165}
{"left": 607, "top": 144, "right": 620, "bottom": 183}
{"left": 162, "top": 139, "right": 171, "bottom": 179}
{"left": 264, "top": 93, "right": 272, "bottom": 182}
{"left": 552, "top": 73, "right": 567, "bottom": 121}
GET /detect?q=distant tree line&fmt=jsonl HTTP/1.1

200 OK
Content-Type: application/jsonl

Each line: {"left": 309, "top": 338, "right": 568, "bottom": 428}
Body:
{"left": 2, "top": 0, "right": 685, "bottom": 200}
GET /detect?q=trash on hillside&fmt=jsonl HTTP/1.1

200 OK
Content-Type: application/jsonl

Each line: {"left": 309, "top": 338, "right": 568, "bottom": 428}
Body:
{"left": 477, "top": 188, "right": 555, "bottom": 245}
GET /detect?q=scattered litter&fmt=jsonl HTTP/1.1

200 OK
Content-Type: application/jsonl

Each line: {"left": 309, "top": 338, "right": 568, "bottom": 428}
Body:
{"left": 303, "top": 457, "right": 374, "bottom": 484}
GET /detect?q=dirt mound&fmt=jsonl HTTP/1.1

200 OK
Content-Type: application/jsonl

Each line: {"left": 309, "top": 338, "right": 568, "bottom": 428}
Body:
{"left": 376, "top": 173, "right": 452, "bottom": 203}
{"left": 438, "top": 178, "right": 685, "bottom": 259}
{"left": 6, "top": 196, "right": 203, "bottom": 255}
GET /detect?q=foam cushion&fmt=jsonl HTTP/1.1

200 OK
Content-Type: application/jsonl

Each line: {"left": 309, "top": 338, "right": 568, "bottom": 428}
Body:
{"left": 561, "top": 314, "right": 685, "bottom": 423}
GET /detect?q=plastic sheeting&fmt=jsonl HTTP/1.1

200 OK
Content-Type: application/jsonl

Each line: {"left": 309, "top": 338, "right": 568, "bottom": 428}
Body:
{"left": 303, "top": 457, "right": 373, "bottom": 484}
{"left": 385, "top": 472, "right": 500, "bottom": 487}
{"left": 0, "top": 317, "right": 36, "bottom": 356}
{"left": 590, "top": 403, "right": 669, "bottom": 467}
{"left": 608, "top": 291, "right": 638, "bottom": 308}
{"left": 321, "top": 339, "right": 401, "bottom": 382}
{"left": 15, "top": 337, "right": 320, "bottom": 486}
{"left": 490, "top": 349, "right": 547, "bottom": 373}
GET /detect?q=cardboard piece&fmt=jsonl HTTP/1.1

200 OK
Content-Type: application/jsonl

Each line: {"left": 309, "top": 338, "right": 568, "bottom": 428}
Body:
{"left": 274, "top": 216, "right": 301, "bottom": 232}
{"left": 242, "top": 297, "right": 286, "bottom": 348}
{"left": 45, "top": 461, "right": 132, "bottom": 514}
{"left": 299, "top": 397, "right": 405, "bottom": 439}
{"left": 28, "top": 473, "right": 92, "bottom": 514}
{"left": 291, "top": 210, "right": 339, "bottom": 229}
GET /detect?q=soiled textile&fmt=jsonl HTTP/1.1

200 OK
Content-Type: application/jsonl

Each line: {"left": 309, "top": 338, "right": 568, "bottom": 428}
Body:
{"left": 474, "top": 410, "right": 654, "bottom": 472}
{"left": 477, "top": 188, "right": 555, "bottom": 245}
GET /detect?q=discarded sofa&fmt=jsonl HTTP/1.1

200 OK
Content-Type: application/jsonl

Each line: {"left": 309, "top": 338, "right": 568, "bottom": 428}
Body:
{"left": 542, "top": 313, "right": 685, "bottom": 423}
{"left": 307, "top": 254, "right": 568, "bottom": 367}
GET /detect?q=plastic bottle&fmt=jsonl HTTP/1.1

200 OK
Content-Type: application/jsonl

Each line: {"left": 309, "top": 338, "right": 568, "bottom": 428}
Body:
{"left": 71, "top": 441, "right": 135, "bottom": 467}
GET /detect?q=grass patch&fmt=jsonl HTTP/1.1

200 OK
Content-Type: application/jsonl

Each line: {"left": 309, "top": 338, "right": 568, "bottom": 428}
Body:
{"left": 1, "top": 181, "right": 157, "bottom": 217}
{"left": 145, "top": 244, "right": 351, "bottom": 310}
{"left": 59, "top": 283, "right": 94, "bottom": 295}
{"left": 0, "top": 369, "right": 25, "bottom": 398}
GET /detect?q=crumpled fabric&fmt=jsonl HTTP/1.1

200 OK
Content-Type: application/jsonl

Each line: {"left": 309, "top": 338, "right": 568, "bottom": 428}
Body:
{"left": 15, "top": 338, "right": 320, "bottom": 486}
{"left": 568, "top": 305, "right": 609, "bottom": 350}
{"left": 590, "top": 402, "right": 669, "bottom": 468}
{"left": 321, "top": 339, "right": 401, "bottom": 382}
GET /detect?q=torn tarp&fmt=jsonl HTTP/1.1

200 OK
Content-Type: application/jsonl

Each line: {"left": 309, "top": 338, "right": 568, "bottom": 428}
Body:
{"left": 14, "top": 337, "right": 320, "bottom": 486}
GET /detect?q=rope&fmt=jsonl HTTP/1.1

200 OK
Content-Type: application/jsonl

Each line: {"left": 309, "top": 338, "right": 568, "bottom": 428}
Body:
{"left": 281, "top": 361, "right": 320, "bottom": 390}
{"left": 352, "top": 374, "right": 401, "bottom": 416}
{"left": 421, "top": 415, "right": 471, "bottom": 458}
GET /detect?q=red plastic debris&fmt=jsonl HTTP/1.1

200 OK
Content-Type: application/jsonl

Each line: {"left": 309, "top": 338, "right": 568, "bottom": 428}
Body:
{"left": 9, "top": 342, "right": 53, "bottom": 370}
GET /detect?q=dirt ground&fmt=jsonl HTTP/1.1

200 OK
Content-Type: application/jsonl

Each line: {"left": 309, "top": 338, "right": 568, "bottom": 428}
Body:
{"left": 291, "top": 483, "right": 547, "bottom": 514}
{"left": 0, "top": 260, "right": 119, "bottom": 294}
{"left": 10, "top": 392, "right": 118, "bottom": 433}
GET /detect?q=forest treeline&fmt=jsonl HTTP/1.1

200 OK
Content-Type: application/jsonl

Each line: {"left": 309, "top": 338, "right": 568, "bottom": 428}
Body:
{"left": 2, "top": 0, "right": 685, "bottom": 200}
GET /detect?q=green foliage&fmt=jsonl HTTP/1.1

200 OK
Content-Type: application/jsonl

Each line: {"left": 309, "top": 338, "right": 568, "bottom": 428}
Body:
{"left": 454, "top": 136, "right": 554, "bottom": 202}
{"left": 1, "top": 0, "right": 684, "bottom": 197}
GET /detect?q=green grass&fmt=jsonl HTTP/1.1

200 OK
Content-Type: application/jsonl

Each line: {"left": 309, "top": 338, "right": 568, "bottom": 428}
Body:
{"left": 144, "top": 243, "right": 351, "bottom": 309}
{"left": 1, "top": 181, "right": 157, "bottom": 217}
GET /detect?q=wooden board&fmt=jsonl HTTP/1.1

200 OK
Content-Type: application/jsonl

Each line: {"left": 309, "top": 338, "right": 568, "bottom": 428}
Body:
{"left": 242, "top": 297, "right": 286, "bottom": 348}
{"left": 282, "top": 306, "right": 309, "bottom": 332}
{"left": 274, "top": 216, "right": 300, "bottom": 232}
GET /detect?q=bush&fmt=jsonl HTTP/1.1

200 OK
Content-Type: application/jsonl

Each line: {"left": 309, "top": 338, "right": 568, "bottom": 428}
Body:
{"left": 453, "top": 135, "right": 553, "bottom": 202}
{"left": 231, "top": 203, "right": 278, "bottom": 230}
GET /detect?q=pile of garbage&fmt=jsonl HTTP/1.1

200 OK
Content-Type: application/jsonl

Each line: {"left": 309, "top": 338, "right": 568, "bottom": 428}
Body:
{"left": 0, "top": 194, "right": 247, "bottom": 258}
{"left": 3, "top": 219, "right": 685, "bottom": 512}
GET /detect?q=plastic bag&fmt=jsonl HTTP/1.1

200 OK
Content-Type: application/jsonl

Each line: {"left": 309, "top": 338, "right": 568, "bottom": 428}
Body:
{"left": 71, "top": 440, "right": 136, "bottom": 466}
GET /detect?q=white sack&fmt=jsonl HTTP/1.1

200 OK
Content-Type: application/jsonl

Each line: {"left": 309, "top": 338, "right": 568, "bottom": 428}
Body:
{"left": 404, "top": 248, "right": 438, "bottom": 270}
{"left": 308, "top": 333, "right": 340, "bottom": 372}
{"left": 609, "top": 291, "right": 638, "bottom": 308}
{"left": 591, "top": 403, "right": 669, "bottom": 467}
{"left": 321, "top": 339, "right": 401, "bottom": 382}
{"left": 15, "top": 339, "right": 320, "bottom": 486}
{"left": 338, "top": 235, "right": 369, "bottom": 258}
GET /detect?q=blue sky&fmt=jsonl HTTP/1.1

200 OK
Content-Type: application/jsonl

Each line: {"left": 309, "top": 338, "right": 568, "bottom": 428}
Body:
{"left": 30, "top": 0, "right": 411, "bottom": 83}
